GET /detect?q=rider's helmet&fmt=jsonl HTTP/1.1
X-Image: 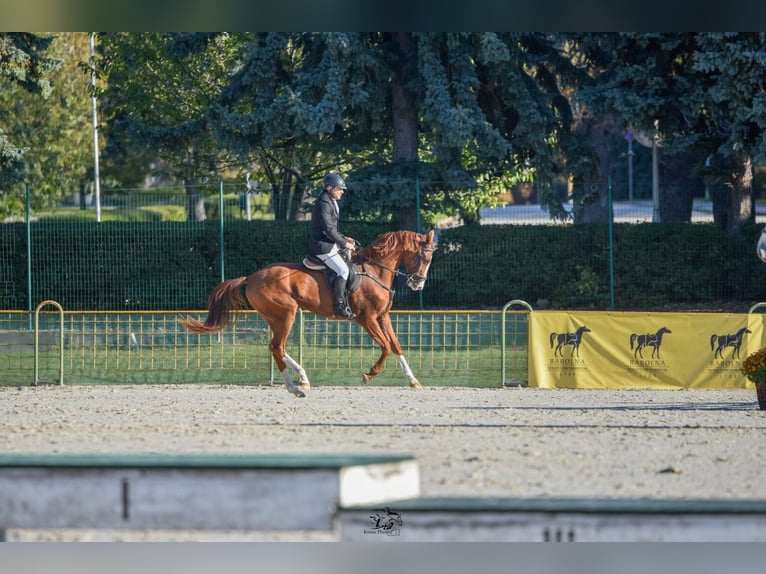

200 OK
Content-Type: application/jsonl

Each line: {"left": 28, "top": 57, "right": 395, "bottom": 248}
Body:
{"left": 323, "top": 173, "right": 347, "bottom": 190}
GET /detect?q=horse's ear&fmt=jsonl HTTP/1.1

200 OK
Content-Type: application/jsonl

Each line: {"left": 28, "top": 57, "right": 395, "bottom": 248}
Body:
{"left": 425, "top": 229, "right": 435, "bottom": 244}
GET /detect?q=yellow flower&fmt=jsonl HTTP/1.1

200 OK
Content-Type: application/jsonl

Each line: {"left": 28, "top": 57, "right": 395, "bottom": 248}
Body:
{"left": 741, "top": 347, "right": 766, "bottom": 384}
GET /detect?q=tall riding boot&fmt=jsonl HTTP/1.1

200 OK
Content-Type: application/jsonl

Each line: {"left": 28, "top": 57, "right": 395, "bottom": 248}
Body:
{"left": 332, "top": 277, "right": 355, "bottom": 320}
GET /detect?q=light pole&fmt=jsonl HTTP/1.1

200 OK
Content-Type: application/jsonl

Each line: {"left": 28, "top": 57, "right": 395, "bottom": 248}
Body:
{"left": 89, "top": 32, "right": 102, "bottom": 222}
{"left": 651, "top": 133, "right": 660, "bottom": 222}
{"left": 632, "top": 123, "right": 661, "bottom": 222}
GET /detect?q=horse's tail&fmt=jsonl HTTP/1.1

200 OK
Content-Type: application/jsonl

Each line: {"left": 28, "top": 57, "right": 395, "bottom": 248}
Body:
{"left": 629, "top": 333, "right": 637, "bottom": 349}
{"left": 710, "top": 334, "right": 718, "bottom": 351}
{"left": 180, "top": 277, "right": 249, "bottom": 334}
{"left": 549, "top": 332, "right": 557, "bottom": 348}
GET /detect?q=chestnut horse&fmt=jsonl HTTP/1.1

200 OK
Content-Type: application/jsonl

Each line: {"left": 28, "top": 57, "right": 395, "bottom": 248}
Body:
{"left": 180, "top": 229, "right": 437, "bottom": 397}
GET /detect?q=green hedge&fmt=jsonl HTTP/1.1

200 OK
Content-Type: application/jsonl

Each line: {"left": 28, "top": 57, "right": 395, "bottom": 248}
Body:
{"left": 425, "top": 223, "right": 766, "bottom": 310}
{"left": 2, "top": 220, "right": 766, "bottom": 311}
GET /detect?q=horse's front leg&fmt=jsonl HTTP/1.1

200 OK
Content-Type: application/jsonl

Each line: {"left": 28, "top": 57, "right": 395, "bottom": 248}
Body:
{"left": 393, "top": 354, "right": 421, "bottom": 389}
{"left": 385, "top": 315, "right": 422, "bottom": 389}
{"left": 361, "top": 313, "right": 422, "bottom": 389}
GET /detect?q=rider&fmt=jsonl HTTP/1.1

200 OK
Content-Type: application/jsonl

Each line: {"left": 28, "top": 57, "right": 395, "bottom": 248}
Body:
{"left": 308, "top": 173, "right": 357, "bottom": 320}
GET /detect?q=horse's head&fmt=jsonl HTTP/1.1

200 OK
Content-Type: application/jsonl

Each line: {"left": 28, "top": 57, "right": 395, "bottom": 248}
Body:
{"left": 404, "top": 229, "right": 437, "bottom": 291}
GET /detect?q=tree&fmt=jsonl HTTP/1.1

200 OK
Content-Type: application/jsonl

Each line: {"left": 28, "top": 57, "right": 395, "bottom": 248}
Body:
{"left": 206, "top": 32, "right": 579, "bottom": 229}
{"left": 575, "top": 32, "right": 766, "bottom": 233}
{"left": 1, "top": 33, "right": 98, "bottom": 216}
{"left": 97, "top": 33, "right": 244, "bottom": 220}
{"left": 209, "top": 33, "right": 358, "bottom": 221}
{"left": 0, "top": 32, "right": 61, "bottom": 212}
{"left": 693, "top": 32, "right": 766, "bottom": 234}
{"left": 568, "top": 33, "right": 702, "bottom": 223}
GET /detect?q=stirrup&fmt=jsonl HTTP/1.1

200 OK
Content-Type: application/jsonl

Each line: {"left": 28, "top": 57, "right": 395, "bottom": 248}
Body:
{"left": 334, "top": 305, "right": 356, "bottom": 320}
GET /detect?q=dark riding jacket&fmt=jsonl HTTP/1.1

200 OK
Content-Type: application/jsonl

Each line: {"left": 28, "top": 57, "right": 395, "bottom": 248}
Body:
{"left": 308, "top": 191, "right": 348, "bottom": 255}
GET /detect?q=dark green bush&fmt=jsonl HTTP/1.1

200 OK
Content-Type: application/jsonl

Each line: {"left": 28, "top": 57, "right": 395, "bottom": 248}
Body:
{"left": 2, "top": 220, "right": 766, "bottom": 310}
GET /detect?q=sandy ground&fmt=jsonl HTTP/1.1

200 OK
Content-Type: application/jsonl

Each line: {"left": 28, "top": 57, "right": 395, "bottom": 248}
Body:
{"left": 1, "top": 384, "right": 765, "bottom": 540}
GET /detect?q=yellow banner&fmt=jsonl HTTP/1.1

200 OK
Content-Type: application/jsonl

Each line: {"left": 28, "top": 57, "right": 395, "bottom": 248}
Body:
{"left": 529, "top": 311, "right": 765, "bottom": 389}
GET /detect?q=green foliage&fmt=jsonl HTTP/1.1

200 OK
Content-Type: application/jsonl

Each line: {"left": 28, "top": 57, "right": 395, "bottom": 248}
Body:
{"left": 97, "top": 32, "right": 244, "bottom": 185}
{"left": 95, "top": 33, "right": 579, "bottom": 226}
{"left": 572, "top": 33, "right": 766, "bottom": 231}
{"left": 0, "top": 33, "right": 61, "bottom": 193}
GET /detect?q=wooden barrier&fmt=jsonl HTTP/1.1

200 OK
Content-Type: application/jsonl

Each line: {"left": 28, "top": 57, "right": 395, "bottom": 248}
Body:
{"left": 337, "top": 497, "right": 766, "bottom": 541}
{"left": 0, "top": 454, "right": 419, "bottom": 539}
{"left": 4, "top": 454, "right": 765, "bottom": 541}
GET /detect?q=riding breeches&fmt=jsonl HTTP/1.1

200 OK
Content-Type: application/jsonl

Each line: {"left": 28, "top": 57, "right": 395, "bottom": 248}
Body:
{"left": 316, "top": 245, "right": 350, "bottom": 280}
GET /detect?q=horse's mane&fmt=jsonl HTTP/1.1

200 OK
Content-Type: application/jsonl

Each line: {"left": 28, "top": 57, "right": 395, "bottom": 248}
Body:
{"left": 355, "top": 231, "right": 419, "bottom": 262}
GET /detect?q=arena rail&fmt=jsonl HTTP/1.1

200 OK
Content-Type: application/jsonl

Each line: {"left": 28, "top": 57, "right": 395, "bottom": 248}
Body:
{"left": 0, "top": 308, "right": 529, "bottom": 388}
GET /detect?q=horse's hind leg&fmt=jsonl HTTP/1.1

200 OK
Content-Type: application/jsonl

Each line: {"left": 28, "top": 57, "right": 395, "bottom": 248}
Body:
{"left": 283, "top": 353, "right": 310, "bottom": 390}
{"left": 265, "top": 312, "right": 306, "bottom": 398}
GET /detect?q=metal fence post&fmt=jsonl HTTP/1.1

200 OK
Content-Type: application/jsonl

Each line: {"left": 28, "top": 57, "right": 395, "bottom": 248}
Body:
{"left": 33, "top": 300, "right": 64, "bottom": 386}
{"left": 501, "top": 299, "right": 533, "bottom": 387}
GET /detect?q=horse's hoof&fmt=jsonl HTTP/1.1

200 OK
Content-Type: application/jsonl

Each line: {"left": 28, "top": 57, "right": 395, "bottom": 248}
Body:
{"left": 293, "top": 389, "right": 306, "bottom": 398}
{"left": 298, "top": 380, "right": 310, "bottom": 390}
{"left": 361, "top": 373, "right": 371, "bottom": 385}
{"left": 409, "top": 380, "right": 423, "bottom": 390}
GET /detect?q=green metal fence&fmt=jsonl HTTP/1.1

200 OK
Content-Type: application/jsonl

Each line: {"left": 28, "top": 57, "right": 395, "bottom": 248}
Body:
{"left": 0, "top": 308, "right": 530, "bottom": 388}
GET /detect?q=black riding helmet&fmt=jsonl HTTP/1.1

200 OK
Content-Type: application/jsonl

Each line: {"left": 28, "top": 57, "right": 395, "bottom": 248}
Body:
{"left": 323, "top": 173, "right": 347, "bottom": 190}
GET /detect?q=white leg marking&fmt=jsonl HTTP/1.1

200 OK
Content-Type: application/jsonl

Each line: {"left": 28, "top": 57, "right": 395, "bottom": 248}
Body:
{"left": 396, "top": 354, "right": 416, "bottom": 381}
{"left": 281, "top": 368, "right": 305, "bottom": 398}
{"left": 284, "top": 353, "right": 310, "bottom": 388}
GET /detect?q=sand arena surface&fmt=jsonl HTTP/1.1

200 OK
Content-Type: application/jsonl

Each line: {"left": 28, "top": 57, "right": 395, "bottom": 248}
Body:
{"left": 2, "top": 384, "right": 765, "bottom": 540}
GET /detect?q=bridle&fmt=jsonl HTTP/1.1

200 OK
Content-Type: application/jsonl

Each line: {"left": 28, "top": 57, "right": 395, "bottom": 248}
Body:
{"left": 356, "top": 244, "right": 437, "bottom": 292}
{"left": 402, "top": 244, "right": 437, "bottom": 284}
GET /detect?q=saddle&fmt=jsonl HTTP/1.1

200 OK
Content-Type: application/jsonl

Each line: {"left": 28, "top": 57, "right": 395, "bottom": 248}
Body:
{"left": 302, "top": 253, "right": 362, "bottom": 295}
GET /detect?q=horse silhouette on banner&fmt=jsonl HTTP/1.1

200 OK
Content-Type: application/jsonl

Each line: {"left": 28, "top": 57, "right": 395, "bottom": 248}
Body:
{"left": 549, "top": 326, "right": 591, "bottom": 357}
{"left": 710, "top": 327, "right": 751, "bottom": 359}
{"left": 630, "top": 326, "right": 671, "bottom": 359}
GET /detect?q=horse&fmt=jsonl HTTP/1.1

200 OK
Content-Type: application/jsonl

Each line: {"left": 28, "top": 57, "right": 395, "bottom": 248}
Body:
{"left": 180, "top": 229, "right": 437, "bottom": 398}
{"left": 549, "top": 326, "right": 591, "bottom": 357}
{"left": 710, "top": 327, "right": 751, "bottom": 359}
{"left": 630, "top": 326, "right": 671, "bottom": 359}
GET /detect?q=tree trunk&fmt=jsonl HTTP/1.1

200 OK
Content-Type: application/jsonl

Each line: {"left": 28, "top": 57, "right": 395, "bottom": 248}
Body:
{"left": 271, "top": 172, "right": 302, "bottom": 221}
{"left": 184, "top": 178, "right": 207, "bottom": 222}
{"left": 728, "top": 155, "right": 754, "bottom": 235}
{"left": 79, "top": 180, "right": 87, "bottom": 211}
{"left": 709, "top": 153, "right": 753, "bottom": 234}
{"left": 572, "top": 113, "right": 619, "bottom": 224}
{"left": 659, "top": 150, "right": 696, "bottom": 223}
{"left": 390, "top": 32, "right": 420, "bottom": 231}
